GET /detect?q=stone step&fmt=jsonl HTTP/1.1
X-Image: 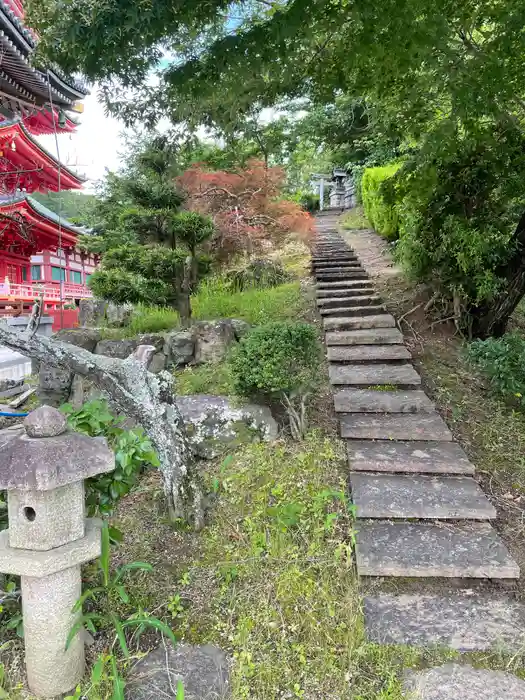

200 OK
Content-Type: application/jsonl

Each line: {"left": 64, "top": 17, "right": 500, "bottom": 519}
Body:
{"left": 319, "top": 304, "right": 386, "bottom": 317}
{"left": 317, "top": 294, "right": 381, "bottom": 307}
{"left": 329, "top": 362, "right": 421, "bottom": 387}
{"left": 324, "top": 315, "right": 396, "bottom": 331}
{"left": 328, "top": 345, "right": 411, "bottom": 364}
{"left": 333, "top": 388, "right": 431, "bottom": 412}
{"left": 404, "top": 664, "right": 525, "bottom": 700}
{"left": 317, "top": 288, "right": 375, "bottom": 299}
{"left": 347, "top": 440, "right": 475, "bottom": 475}
{"left": 364, "top": 593, "right": 525, "bottom": 651}
{"left": 350, "top": 473, "right": 496, "bottom": 519}
{"left": 313, "top": 261, "right": 361, "bottom": 269}
{"left": 316, "top": 270, "right": 368, "bottom": 281}
{"left": 325, "top": 328, "right": 404, "bottom": 345}
{"left": 355, "top": 520, "right": 519, "bottom": 579}
{"left": 340, "top": 412, "right": 452, "bottom": 441}
{"left": 312, "top": 255, "right": 358, "bottom": 263}
{"left": 317, "top": 279, "right": 371, "bottom": 289}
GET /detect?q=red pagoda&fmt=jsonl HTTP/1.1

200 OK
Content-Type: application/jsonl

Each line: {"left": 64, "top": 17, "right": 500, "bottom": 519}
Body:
{"left": 0, "top": 0, "right": 95, "bottom": 321}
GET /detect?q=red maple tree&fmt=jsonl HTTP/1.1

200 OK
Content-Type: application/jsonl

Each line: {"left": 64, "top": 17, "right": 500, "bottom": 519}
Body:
{"left": 177, "top": 159, "right": 314, "bottom": 259}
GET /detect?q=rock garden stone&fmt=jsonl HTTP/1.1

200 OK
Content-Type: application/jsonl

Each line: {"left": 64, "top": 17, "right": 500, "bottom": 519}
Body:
{"left": 95, "top": 338, "right": 137, "bottom": 359}
{"left": 24, "top": 405, "right": 67, "bottom": 438}
{"left": 176, "top": 394, "right": 278, "bottom": 459}
{"left": 229, "top": 318, "right": 251, "bottom": 339}
{"left": 147, "top": 352, "right": 166, "bottom": 374}
{"left": 126, "top": 643, "right": 230, "bottom": 700}
{"left": 105, "top": 301, "right": 133, "bottom": 327}
{"left": 38, "top": 329, "right": 102, "bottom": 407}
{"left": 78, "top": 298, "right": 107, "bottom": 327}
{"left": 164, "top": 330, "right": 195, "bottom": 367}
{"left": 193, "top": 320, "right": 237, "bottom": 364}
{"left": 136, "top": 333, "right": 166, "bottom": 351}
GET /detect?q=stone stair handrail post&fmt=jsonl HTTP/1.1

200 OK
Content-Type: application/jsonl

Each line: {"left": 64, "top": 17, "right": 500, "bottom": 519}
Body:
{"left": 0, "top": 405, "right": 115, "bottom": 698}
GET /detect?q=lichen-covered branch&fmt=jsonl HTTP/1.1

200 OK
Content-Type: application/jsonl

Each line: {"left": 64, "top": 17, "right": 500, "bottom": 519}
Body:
{"left": 0, "top": 326, "right": 204, "bottom": 529}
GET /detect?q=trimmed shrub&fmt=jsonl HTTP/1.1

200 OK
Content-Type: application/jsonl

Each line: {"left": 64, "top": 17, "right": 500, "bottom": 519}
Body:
{"left": 229, "top": 321, "right": 320, "bottom": 398}
{"left": 361, "top": 163, "right": 401, "bottom": 240}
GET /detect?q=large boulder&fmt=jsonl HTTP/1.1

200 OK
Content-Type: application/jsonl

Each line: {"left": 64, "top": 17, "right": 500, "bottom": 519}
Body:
{"left": 176, "top": 394, "right": 278, "bottom": 459}
{"left": 136, "top": 333, "right": 166, "bottom": 352}
{"left": 78, "top": 299, "right": 107, "bottom": 327}
{"left": 95, "top": 339, "right": 137, "bottom": 359}
{"left": 147, "top": 353, "right": 166, "bottom": 374}
{"left": 38, "top": 328, "right": 102, "bottom": 406}
{"left": 229, "top": 318, "right": 251, "bottom": 340}
{"left": 193, "top": 320, "right": 236, "bottom": 364}
{"left": 164, "top": 330, "right": 195, "bottom": 367}
{"left": 126, "top": 643, "right": 230, "bottom": 700}
{"left": 106, "top": 302, "right": 133, "bottom": 327}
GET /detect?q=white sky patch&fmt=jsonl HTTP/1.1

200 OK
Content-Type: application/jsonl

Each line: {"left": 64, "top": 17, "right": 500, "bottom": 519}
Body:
{"left": 37, "top": 90, "right": 126, "bottom": 193}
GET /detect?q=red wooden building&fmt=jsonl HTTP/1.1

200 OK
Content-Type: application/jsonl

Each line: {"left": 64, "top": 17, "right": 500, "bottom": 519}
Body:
{"left": 0, "top": 0, "right": 93, "bottom": 323}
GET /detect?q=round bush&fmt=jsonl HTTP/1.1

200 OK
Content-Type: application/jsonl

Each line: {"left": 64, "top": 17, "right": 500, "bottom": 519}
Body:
{"left": 230, "top": 321, "right": 320, "bottom": 397}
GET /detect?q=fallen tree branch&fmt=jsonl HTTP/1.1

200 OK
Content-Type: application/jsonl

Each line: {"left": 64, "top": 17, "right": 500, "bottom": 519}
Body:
{"left": 0, "top": 325, "right": 204, "bottom": 529}
{"left": 398, "top": 302, "right": 423, "bottom": 324}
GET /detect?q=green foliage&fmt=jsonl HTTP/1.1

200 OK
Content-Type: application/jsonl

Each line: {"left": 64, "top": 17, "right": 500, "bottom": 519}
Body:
{"left": 230, "top": 322, "right": 320, "bottom": 398}
{"left": 226, "top": 259, "right": 292, "bottom": 292}
{"left": 341, "top": 207, "right": 370, "bottom": 231}
{"left": 61, "top": 401, "right": 159, "bottom": 516}
{"left": 175, "top": 361, "right": 232, "bottom": 396}
{"left": 297, "top": 192, "right": 320, "bottom": 213}
{"left": 467, "top": 333, "right": 525, "bottom": 409}
{"left": 171, "top": 211, "right": 215, "bottom": 253}
{"left": 67, "top": 524, "right": 176, "bottom": 700}
{"left": 192, "top": 279, "right": 305, "bottom": 325}
{"left": 361, "top": 163, "right": 401, "bottom": 240}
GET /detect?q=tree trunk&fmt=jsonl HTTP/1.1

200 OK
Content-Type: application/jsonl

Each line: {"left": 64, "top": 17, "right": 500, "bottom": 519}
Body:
{"left": 177, "top": 256, "right": 193, "bottom": 328}
{"left": 470, "top": 210, "right": 525, "bottom": 338}
{"left": 0, "top": 327, "right": 205, "bottom": 529}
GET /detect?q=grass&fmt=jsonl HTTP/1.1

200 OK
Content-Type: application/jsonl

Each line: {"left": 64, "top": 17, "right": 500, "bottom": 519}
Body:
{"left": 174, "top": 360, "right": 233, "bottom": 396}
{"left": 341, "top": 206, "right": 371, "bottom": 230}
{"left": 110, "top": 434, "right": 457, "bottom": 700}
{"left": 192, "top": 279, "right": 306, "bottom": 325}
{"left": 100, "top": 279, "right": 306, "bottom": 340}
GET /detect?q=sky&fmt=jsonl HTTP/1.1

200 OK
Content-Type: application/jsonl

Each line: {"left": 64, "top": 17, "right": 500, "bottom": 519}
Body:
{"left": 37, "top": 89, "right": 126, "bottom": 192}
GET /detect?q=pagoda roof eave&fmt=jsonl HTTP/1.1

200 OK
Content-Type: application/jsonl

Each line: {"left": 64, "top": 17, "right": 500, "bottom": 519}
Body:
{"left": 0, "top": 193, "right": 87, "bottom": 241}
{"left": 0, "top": 118, "right": 87, "bottom": 187}
{"left": 0, "top": 2, "right": 33, "bottom": 55}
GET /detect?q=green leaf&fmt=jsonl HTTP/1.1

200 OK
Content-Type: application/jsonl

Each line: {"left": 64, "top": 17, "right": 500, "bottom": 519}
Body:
{"left": 100, "top": 523, "right": 111, "bottom": 586}
{"left": 116, "top": 586, "right": 130, "bottom": 604}
{"left": 91, "top": 655, "right": 105, "bottom": 684}
{"left": 111, "top": 614, "right": 129, "bottom": 657}
{"left": 124, "top": 617, "right": 177, "bottom": 647}
{"left": 110, "top": 655, "right": 125, "bottom": 700}
{"left": 176, "top": 680, "right": 185, "bottom": 700}
{"left": 114, "top": 562, "right": 153, "bottom": 583}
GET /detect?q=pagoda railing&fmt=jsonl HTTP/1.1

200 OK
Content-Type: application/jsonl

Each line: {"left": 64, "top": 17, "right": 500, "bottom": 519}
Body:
{"left": 0, "top": 282, "right": 93, "bottom": 301}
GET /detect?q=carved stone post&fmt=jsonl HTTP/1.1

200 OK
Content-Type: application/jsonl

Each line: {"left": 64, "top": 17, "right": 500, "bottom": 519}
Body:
{"left": 0, "top": 405, "right": 114, "bottom": 698}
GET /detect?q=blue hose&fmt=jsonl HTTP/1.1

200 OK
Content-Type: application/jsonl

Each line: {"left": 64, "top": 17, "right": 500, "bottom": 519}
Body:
{"left": 0, "top": 411, "right": 28, "bottom": 417}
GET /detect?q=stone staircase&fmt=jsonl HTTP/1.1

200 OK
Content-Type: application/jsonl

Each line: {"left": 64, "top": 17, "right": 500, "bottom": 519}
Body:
{"left": 313, "top": 213, "right": 525, "bottom": 653}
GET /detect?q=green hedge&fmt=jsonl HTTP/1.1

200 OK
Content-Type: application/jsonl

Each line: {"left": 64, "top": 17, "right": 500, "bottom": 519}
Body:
{"left": 361, "top": 163, "right": 401, "bottom": 240}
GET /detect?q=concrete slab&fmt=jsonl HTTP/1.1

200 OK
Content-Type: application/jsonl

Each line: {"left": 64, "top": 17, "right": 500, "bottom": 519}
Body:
{"left": 355, "top": 520, "right": 519, "bottom": 578}
{"left": 329, "top": 362, "right": 421, "bottom": 386}
{"left": 350, "top": 473, "right": 495, "bottom": 519}
{"left": 347, "top": 440, "right": 475, "bottom": 475}
{"left": 403, "top": 664, "right": 525, "bottom": 700}
{"left": 340, "top": 412, "right": 452, "bottom": 440}
{"left": 364, "top": 593, "right": 525, "bottom": 651}
{"left": 320, "top": 304, "right": 386, "bottom": 317}
{"left": 325, "top": 328, "right": 404, "bottom": 345}
{"left": 324, "top": 315, "right": 396, "bottom": 331}
{"left": 328, "top": 346, "right": 411, "bottom": 364}
{"left": 333, "top": 388, "right": 432, "bottom": 413}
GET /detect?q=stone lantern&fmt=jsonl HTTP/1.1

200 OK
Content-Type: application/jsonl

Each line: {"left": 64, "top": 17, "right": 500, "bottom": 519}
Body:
{"left": 0, "top": 405, "right": 115, "bottom": 698}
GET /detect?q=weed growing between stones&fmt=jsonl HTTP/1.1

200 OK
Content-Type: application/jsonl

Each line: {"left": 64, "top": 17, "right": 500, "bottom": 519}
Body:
{"left": 174, "top": 361, "right": 233, "bottom": 397}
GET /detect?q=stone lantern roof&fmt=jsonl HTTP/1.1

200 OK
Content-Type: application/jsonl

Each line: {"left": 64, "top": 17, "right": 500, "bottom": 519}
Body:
{"left": 0, "top": 405, "right": 114, "bottom": 491}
